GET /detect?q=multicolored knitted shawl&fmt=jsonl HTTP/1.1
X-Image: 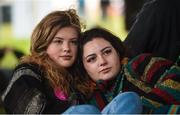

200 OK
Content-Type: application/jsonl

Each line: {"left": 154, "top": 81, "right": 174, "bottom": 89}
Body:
{"left": 88, "top": 53, "right": 180, "bottom": 114}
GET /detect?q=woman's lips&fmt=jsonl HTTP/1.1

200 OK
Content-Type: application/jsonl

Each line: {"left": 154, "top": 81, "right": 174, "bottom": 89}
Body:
{"left": 99, "top": 67, "right": 111, "bottom": 73}
{"left": 60, "top": 55, "right": 72, "bottom": 60}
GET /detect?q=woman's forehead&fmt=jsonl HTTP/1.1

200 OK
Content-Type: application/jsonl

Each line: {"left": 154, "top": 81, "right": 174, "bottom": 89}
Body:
{"left": 83, "top": 38, "right": 112, "bottom": 54}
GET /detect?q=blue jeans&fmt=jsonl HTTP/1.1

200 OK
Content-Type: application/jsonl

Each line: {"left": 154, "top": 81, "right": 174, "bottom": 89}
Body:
{"left": 63, "top": 92, "right": 142, "bottom": 114}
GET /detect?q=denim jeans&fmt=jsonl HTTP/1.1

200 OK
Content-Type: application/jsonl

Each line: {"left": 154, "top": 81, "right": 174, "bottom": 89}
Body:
{"left": 63, "top": 92, "right": 142, "bottom": 114}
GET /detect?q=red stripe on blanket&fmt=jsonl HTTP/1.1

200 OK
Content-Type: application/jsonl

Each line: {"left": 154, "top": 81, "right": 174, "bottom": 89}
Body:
{"left": 161, "top": 74, "right": 176, "bottom": 81}
{"left": 152, "top": 88, "right": 180, "bottom": 104}
{"left": 132, "top": 54, "right": 151, "bottom": 70}
{"left": 146, "top": 60, "right": 172, "bottom": 83}
{"left": 95, "top": 92, "right": 106, "bottom": 111}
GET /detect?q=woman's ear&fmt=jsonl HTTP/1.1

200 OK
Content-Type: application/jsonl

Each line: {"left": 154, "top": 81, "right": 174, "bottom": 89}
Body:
{"left": 121, "top": 57, "right": 129, "bottom": 65}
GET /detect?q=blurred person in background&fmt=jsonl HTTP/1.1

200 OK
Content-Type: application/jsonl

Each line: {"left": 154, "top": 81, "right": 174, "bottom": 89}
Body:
{"left": 124, "top": 0, "right": 144, "bottom": 31}
{"left": 100, "top": 0, "right": 110, "bottom": 20}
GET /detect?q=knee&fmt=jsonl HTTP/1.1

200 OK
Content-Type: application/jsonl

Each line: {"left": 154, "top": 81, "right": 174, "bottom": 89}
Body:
{"left": 115, "top": 92, "right": 142, "bottom": 113}
{"left": 118, "top": 92, "right": 141, "bottom": 104}
{"left": 121, "top": 92, "right": 141, "bottom": 101}
{"left": 63, "top": 104, "right": 101, "bottom": 114}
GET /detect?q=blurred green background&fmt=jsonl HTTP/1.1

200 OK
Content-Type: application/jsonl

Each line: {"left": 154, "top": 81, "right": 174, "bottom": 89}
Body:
{"left": 0, "top": 23, "right": 30, "bottom": 68}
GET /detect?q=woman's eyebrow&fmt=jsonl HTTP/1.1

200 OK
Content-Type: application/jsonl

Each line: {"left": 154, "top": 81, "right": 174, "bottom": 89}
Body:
{"left": 54, "top": 37, "right": 63, "bottom": 40}
{"left": 54, "top": 37, "right": 78, "bottom": 40}
{"left": 70, "top": 38, "right": 78, "bottom": 40}
{"left": 101, "top": 46, "right": 111, "bottom": 52}
{"left": 84, "top": 54, "right": 95, "bottom": 60}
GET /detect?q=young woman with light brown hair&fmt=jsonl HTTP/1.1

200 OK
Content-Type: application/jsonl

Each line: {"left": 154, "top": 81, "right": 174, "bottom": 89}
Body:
{"left": 1, "top": 9, "right": 89, "bottom": 114}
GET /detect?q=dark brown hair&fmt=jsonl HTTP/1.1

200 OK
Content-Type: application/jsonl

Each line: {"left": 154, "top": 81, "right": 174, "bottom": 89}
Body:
{"left": 79, "top": 27, "right": 127, "bottom": 95}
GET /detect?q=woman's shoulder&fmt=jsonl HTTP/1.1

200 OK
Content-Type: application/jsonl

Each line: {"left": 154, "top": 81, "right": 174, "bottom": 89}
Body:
{"left": 14, "top": 62, "right": 44, "bottom": 79}
{"left": 15, "top": 62, "right": 42, "bottom": 72}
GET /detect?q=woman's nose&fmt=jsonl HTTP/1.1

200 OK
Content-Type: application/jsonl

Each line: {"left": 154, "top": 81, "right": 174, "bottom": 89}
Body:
{"left": 62, "top": 42, "right": 70, "bottom": 52}
{"left": 98, "top": 55, "right": 107, "bottom": 66}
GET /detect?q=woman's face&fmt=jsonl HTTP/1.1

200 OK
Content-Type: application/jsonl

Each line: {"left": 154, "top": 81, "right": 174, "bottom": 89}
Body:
{"left": 46, "top": 26, "right": 79, "bottom": 68}
{"left": 83, "top": 37, "right": 121, "bottom": 81}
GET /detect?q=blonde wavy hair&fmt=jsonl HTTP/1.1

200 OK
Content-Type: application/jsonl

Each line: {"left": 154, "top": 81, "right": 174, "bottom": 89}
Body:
{"left": 21, "top": 9, "right": 89, "bottom": 97}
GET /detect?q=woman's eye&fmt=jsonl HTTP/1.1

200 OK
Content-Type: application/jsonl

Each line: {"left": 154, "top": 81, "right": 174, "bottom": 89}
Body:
{"left": 53, "top": 40, "right": 63, "bottom": 44}
{"left": 87, "top": 57, "right": 96, "bottom": 63}
{"left": 103, "top": 49, "right": 112, "bottom": 55}
{"left": 71, "top": 40, "right": 78, "bottom": 45}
